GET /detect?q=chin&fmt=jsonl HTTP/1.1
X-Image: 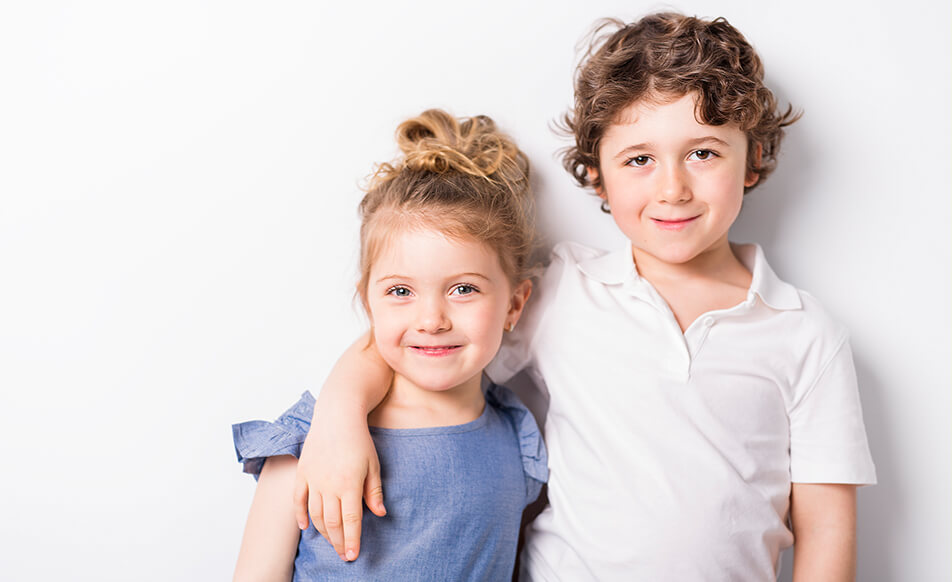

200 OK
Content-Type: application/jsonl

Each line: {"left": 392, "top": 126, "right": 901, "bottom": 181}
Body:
{"left": 643, "top": 246, "right": 701, "bottom": 265}
{"left": 405, "top": 375, "right": 467, "bottom": 393}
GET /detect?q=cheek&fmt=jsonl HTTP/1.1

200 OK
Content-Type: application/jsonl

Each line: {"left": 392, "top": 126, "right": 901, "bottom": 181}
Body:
{"left": 602, "top": 173, "right": 649, "bottom": 211}
{"left": 705, "top": 169, "right": 746, "bottom": 215}
{"left": 605, "top": 194, "right": 649, "bottom": 239}
{"left": 369, "top": 305, "right": 401, "bottom": 344}
{"left": 463, "top": 303, "right": 508, "bottom": 343}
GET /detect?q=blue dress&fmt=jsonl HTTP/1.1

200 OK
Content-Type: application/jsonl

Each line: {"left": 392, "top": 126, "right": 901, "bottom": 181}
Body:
{"left": 233, "top": 383, "right": 547, "bottom": 581}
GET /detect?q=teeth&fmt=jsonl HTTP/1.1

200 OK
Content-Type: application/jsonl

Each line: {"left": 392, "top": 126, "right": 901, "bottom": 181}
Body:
{"left": 412, "top": 345, "right": 459, "bottom": 350}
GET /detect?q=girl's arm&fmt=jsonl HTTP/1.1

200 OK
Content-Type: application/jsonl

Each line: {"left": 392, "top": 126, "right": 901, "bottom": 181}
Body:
{"left": 292, "top": 332, "right": 393, "bottom": 562}
{"left": 789, "top": 483, "right": 858, "bottom": 582}
{"left": 234, "top": 456, "right": 302, "bottom": 582}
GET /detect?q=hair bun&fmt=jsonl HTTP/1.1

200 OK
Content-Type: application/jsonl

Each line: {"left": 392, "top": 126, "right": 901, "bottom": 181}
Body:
{"left": 357, "top": 109, "right": 535, "bottom": 296}
{"left": 394, "top": 110, "right": 525, "bottom": 181}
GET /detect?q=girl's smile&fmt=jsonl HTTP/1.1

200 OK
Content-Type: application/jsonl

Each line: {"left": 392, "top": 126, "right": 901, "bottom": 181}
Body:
{"left": 408, "top": 344, "right": 463, "bottom": 356}
{"left": 366, "top": 228, "right": 530, "bottom": 399}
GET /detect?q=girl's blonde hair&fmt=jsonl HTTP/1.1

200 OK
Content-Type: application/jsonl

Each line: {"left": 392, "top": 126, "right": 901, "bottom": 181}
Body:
{"left": 356, "top": 109, "right": 533, "bottom": 309}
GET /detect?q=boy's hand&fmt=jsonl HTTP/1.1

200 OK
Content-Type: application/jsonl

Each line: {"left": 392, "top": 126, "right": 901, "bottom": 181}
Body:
{"left": 292, "top": 414, "right": 386, "bottom": 562}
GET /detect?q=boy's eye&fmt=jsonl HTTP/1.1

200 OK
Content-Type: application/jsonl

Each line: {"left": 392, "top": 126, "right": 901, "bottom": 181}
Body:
{"left": 451, "top": 284, "right": 477, "bottom": 296}
{"left": 626, "top": 155, "right": 651, "bottom": 167}
{"left": 386, "top": 286, "right": 412, "bottom": 297}
{"left": 689, "top": 149, "right": 716, "bottom": 161}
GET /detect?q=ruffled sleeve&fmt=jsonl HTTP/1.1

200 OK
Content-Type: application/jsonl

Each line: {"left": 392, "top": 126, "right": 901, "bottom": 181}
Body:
{"left": 485, "top": 383, "right": 549, "bottom": 504}
{"left": 232, "top": 391, "right": 316, "bottom": 479}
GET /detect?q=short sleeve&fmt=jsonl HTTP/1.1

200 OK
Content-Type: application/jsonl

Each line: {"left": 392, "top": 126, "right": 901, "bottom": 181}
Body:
{"left": 232, "top": 391, "right": 315, "bottom": 479}
{"left": 485, "top": 383, "right": 549, "bottom": 505}
{"left": 789, "top": 337, "right": 877, "bottom": 485}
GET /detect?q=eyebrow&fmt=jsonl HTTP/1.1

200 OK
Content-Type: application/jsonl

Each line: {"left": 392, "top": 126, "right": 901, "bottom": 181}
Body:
{"left": 374, "top": 272, "right": 493, "bottom": 284}
{"left": 611, "top": 136, "right": 733, "bottom": 161}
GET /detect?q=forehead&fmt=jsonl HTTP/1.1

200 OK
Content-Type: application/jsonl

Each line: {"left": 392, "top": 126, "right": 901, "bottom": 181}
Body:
{"left": 369, "top": 228, "right": 503, "bottom": 278}
{"left": 605, "top": 92, "right": 745, "bottom": 144}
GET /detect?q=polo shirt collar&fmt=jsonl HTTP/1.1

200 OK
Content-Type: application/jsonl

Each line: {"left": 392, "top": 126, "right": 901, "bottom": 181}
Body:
{"left": 733, "top": 243, "right": 802, "bottom": 311}
{"left": 576, "top": 242, "right": 802, "bottom": 311}
{"left": 576, "top": 244, "right": 637, "bottom": 285}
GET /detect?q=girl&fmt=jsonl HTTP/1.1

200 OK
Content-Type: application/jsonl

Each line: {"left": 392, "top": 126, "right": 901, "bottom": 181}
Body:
{"left": 291, "top": 13, "right": 875, "bottom": 582}
{"left": 231, "top": 109, "right": 546, "bottom": 581}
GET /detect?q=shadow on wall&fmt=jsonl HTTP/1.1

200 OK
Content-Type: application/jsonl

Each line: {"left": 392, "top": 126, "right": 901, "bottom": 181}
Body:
{"left": 852, "top": 352, "right": 897, "bottom": 581}
{"left": 776, "top": 353, "right": 895, "bottom": 582}
{"left": 730, "top": 82, "right": 813, "bottom": 255}
{"left": 733, "top": 82, "right": 895, "bottom": 580}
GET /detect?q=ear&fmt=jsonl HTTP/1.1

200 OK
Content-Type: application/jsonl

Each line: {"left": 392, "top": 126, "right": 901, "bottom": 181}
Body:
{"left": 506, "top": 279, "right": 533, "bottom": 328}
{"left": 745, "top": 143, "right": 763, "bottom": 188}
{"left": 586, "top": 167, "right": 605, "bottom": 198}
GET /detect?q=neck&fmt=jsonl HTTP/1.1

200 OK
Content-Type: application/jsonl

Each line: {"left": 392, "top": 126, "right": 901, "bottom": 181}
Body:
{"left": 368, "top": 373, "right": 486, "bottom": 429}
{"left": 632, "top": 238, "right": 749, "bottom": 287}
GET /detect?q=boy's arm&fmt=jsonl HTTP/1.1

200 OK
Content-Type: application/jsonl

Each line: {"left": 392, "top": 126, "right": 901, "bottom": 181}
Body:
{"left": 292, "top": 332, "right": 393, "bottom": 562}
{"left": 233, "top": 456, "right": 301, "bottom": 582}
{"left": 789, "top": 482, "right": 857, "bottom": 582}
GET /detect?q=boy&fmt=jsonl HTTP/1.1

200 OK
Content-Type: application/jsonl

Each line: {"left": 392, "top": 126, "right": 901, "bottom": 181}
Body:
{"left": 293, "top": 12, "right": 875, "bottom": 581}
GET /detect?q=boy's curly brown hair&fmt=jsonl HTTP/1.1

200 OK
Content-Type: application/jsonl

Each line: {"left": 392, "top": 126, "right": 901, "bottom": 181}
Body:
{"left": 562, "top": 12, "right": 800, "bottom": 205}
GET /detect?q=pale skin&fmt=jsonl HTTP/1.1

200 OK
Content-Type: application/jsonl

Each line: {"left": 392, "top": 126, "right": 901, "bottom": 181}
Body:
{"left": 234, "top": 455, "right": 300, "bottom": 582}
{"left": 293, "top": 93, "right": 860, "bottom": 578}
{"left": 235, "top": 229, "right": 532, "bottom": 574}
{"left": 789, "top": 483, "right": 858, "bottom": 582}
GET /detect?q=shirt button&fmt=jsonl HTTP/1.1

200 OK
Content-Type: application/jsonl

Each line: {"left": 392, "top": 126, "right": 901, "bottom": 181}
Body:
{"left": 703, "top": 316, "right": 715, "bottom": 327}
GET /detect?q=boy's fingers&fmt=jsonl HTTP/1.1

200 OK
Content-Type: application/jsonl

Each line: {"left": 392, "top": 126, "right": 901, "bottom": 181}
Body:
{"left": 323, "top": 496, "right": 346, "bottom": 560}
{"left": 341, "top": 493, "right": 363, "bottom": 561}
{"left": 363, "top": 467, "right": 387, "bottom": 517}
{"left": 309, "top": 491, "right": 326, "bottom": 538}
{"left": 292, "top": 478, "right": 310, "bottom": 530}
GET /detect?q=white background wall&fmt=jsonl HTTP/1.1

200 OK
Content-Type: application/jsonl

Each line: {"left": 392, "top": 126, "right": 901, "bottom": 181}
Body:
{"left": 1, "top": 1, "right": 948, "bottom": 580}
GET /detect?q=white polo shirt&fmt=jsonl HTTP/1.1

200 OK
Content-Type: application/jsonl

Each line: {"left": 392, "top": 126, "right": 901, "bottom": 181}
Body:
{"left": 487, "top": 241, "right": 876, "bottom": 582}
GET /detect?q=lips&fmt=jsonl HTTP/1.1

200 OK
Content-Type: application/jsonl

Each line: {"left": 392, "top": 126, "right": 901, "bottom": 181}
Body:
{"left": 651, "top": 215, "right": 699, "bottom": 231}
{"left": 409, "top": 345, "right": 463, "bottom": 357}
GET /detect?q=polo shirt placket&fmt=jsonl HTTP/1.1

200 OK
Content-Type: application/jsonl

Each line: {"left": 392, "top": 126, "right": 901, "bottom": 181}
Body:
{"left": 488, "top": 240, "right": 875, "bottom": 582}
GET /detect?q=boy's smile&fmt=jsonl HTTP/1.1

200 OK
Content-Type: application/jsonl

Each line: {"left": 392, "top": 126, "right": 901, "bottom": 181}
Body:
{"left": 591, "top": 93, "right": 759, "bottom": 272}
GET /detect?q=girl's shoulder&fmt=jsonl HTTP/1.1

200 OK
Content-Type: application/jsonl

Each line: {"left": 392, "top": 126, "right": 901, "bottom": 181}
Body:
{"left": 485, "top": 383, "right": 548, "bottom": 491}
{"left": 231, "top": 391, "right": 315, "bottom": 477}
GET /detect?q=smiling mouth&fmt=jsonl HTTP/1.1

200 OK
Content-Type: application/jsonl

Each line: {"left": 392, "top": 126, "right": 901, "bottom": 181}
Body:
{"left": 651, "top": 216, "right": 699, "bottom": 230}
{"left": 409, "top": 345, "right": 462, "bottom": 356}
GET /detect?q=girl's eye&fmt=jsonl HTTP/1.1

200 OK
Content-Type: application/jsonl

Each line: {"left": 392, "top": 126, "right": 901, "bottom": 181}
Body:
{"left": 387, "top": 286, "right": 412, "bottom": 297}
{"left": 626, "top": 155, "right": 651, "bottom": 167}
{"left": 689, "top": 149, "right": 716, "bottom": 161}
{"left": 451, "top": 284, "right": 477, "bottom": 296}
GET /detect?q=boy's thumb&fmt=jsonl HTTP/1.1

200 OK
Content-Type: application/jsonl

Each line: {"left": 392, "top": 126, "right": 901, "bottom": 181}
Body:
{"left": 364, "top": 465, "right": 386, "bottom": 517}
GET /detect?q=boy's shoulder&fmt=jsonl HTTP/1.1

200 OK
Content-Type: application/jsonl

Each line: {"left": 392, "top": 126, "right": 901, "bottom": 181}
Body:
{"left": 738, "top": 243, "right": 851, "bottom": 354}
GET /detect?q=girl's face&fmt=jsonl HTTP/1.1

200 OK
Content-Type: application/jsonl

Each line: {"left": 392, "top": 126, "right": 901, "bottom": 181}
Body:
{"left": 590, "top": 92, "right": 759, "bottom": 269}
{"left": 366, "top": 228, "right": 530, "bottom": 395}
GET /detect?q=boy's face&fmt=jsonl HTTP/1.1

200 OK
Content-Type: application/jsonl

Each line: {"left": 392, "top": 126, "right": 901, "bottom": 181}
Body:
{"left": 590, "top": 93, "right": 758, "bottom": 269}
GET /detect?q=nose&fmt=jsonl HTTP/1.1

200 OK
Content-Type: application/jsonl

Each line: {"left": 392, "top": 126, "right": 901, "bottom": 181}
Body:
{"left": 416, "top": 295, "right": 451, "bottom": 334}
{"left": 658, "top": 163, "right": 692, "bottom": 204}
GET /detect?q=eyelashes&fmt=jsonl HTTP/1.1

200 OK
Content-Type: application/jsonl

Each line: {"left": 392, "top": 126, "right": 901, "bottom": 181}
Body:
{"left": 450, "top": 284, "right": 478, "bottom": 296}
{"left": 385, "top": 285, "right": 412, "bottom": 297}
{"left": 626, "top": 155, "right": 651, "bottom": 167}
{"left": 384, "top": 283, "right": 481, "bottom": 298}
{"left": 624, "top": 149, "right": 719, "bottom": 167}
{"left": 688, "top": 149, "right": 717, "bottom": 161}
